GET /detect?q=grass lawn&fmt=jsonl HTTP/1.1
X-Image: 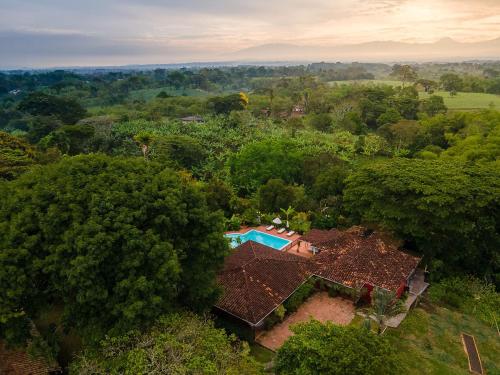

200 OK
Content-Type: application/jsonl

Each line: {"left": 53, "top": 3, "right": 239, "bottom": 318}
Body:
{"left": 420, "top": 91, "right": 500, "bottom": 110}
{"left": 385, "top": 298, "right": 500, "bottom": 375}
{"left": 250, "top": 342, "right": 275, "bottom": 364}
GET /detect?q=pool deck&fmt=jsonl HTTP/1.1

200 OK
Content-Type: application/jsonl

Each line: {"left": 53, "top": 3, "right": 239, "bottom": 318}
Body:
{"left": 226, "top": 226, "right": 313, "bottom": 258}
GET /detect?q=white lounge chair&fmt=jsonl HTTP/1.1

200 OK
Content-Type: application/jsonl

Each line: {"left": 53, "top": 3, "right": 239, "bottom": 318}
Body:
{"left": 287, "top": 231, "right": 295, "bottom": 237}
{"left": 277, "top": 228, "right": 286, "bottom": 234}
{"left": 266, "top": 225, "right": 274, "bottom": 231}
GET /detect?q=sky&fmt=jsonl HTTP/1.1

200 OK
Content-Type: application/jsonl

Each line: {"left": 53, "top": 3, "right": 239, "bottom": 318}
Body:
{"left": 0, "top": 0, "right": 499, "bottom": 68}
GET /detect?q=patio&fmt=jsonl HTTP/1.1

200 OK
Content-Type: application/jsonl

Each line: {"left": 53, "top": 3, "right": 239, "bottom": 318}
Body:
{"left": 228, "top": 225, "right": 313, "bottom": 258}
{"left": 256, "top": 292, "right": 355, "bottom": 351}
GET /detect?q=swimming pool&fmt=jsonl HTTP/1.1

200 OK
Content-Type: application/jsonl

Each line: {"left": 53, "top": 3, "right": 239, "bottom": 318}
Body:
{"left": 225, "top": 229, "right": 291, "bottom": 250}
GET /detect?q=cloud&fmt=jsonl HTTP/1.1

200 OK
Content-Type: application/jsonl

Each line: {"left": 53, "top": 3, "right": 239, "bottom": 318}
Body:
{"left": 0, "top": 0, "right": 499, "bottom": 67}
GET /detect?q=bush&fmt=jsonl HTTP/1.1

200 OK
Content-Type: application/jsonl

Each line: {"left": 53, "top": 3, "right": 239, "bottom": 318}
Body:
{"left": 275, "top": 321, "right": 398, "bottom": 375}
{"left": 227, "top": 215, "right": 242, "bottom": 231}
{"left": 428, "top": 276, "right": 500, "bottom": 326}
{"left": 284, "top": 281, "right": 315, "bottom": 313}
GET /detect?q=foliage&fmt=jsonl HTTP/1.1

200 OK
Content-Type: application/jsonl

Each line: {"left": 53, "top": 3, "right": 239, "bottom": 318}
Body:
{"left": 0, "top": 155, "right": 228, "bottom": 345}
{"left": 150, "top": 135, "right": 205, "bottom": 170}
{"left": 229, "top": 139, "right": 303, "bottom": 194}
{"left": 428, "top": 276, "right": 500, "bottom": 330}
{"left": 18, "top": 92, "right": 87, "bottom": 125}
{"left": 283, "top": 281, "right": 315, "bottom": 314}
{"left": 0, "top": 131, "right": 36, "bottom": 180}
{"left": 368, "top": 287, "right": 406, "bottom": 334}
{"left": 275, "top": 320, "right": 398, "bottom": 375}
{"left": 344, "top": 158, "right": 500, "bottom": 285}
{"left": 70, "top": 313, "right": 263, "bottom": 375}
{"left": 420, "top": 95, "right": 447, "bottom": 116}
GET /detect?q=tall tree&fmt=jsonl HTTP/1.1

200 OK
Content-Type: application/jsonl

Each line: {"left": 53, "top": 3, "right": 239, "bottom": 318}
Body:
{"left": 0, "top": 155, "right": 228, "bottom": 345}
{"left": 275, "top": 320, "right": 398, "bottom": 375}
{"left": 70, "top": 313, "right": 263, "bottom": 375}
{"left": 344, "top": 159, "right": 500, "bottom": 284}
{"left": 0, "top": 131, "right": 36, "bottom": 180}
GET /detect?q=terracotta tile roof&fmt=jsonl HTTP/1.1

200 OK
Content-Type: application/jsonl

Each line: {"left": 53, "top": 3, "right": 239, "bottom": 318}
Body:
{"left": 0, "top": 341, "right": 60, "bottom": 375}
{"left": 300, "top": 228, "right": 340, "bottom": 246}
{"left": 311, "top": 227, "right": 421, "bottom": 291}
{"left": 215, "top": 241, "right": 312, "bottom": 325}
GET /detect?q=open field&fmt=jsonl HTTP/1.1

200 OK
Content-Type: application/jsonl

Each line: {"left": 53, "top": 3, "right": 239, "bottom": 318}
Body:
{"left": 420, "top": 91, "right": 500, "bottom": 110}
{"left": 329, "top": 80, "right": 500, "bottom": 110}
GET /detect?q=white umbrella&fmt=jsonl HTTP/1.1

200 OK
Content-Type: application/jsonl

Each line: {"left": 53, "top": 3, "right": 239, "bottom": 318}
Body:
{"left": 272, "top": 217, "right": 282, "bottom": 225}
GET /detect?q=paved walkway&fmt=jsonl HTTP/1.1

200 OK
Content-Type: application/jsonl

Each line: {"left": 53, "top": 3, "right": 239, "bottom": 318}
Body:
{"left": 256, "top": 293, "right": 355, "bottom": 351}
{"left": 386, "top": 269, "right": 429, "bottom": 328}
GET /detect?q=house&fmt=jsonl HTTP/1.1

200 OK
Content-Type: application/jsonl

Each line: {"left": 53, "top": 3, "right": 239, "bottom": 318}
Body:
{"left": 215, "top": 226, "right": 421, "bottom": 333}
{"left": 215, "top": 241, "right": 312, "bottom": 335}
{"left": 291, "top": 105, "right": 305, "bottom": 118}
{"left": 179, "top": 115, "right": 204, "bottom": 124}
{"left": 308, "top": 226, "right": 421, "bottom": 299}
{"left": 0, "top": 341, "right": 61, "bottom": 375}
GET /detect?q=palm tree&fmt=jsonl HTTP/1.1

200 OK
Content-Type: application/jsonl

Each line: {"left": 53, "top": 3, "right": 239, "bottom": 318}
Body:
{"left": 367, "top": 287, "right": 406, "bottom": 334}
{"left": 133, "top": 132, "right": 155, "bottom": 160}
{"left": 280, "top": 206, "right": 296, "bottom": 228}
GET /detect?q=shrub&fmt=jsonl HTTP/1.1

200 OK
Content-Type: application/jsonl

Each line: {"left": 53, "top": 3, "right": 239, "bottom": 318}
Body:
{"left": 284, "top": 281, "right": 315, "bottom": 313}
{"left": 429, "top": 276, "right": 500, "bottom": 326}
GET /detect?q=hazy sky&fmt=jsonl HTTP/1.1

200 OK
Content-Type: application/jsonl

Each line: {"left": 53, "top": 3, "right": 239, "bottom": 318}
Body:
{"left": 1, "top": 0, "right": 499, "bottom": 67}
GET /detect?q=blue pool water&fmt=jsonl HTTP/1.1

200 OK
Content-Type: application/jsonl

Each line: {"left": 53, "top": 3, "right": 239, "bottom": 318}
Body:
{"left": 225, "top": 229, "right": 291, "bottom": 250}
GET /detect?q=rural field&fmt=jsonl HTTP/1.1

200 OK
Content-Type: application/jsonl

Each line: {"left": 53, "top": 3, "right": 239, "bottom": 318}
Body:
{"left": 330, "top": 79, "right": 500, "bottom": 110}
{"left": 420, "top": 91, "right": 500, "bottom": 110}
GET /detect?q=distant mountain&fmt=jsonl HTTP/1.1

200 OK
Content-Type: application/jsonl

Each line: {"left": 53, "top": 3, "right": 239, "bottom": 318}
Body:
{"left": 226, "top": 38, "right": 500, "bottom": 62}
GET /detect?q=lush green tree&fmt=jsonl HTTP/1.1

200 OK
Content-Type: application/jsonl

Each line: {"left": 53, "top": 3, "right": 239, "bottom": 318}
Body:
{"left": 416, "top": 79, "right": 438, "bottom": 93}
{"left": 311, "top": 165, "right": 348, "bottom": 201}
{"left": 208, "top": 93, "right": 247, "bottom": 115}
{"left": 204, "top": 178, "right": 235, "bottom": 218}
{"left": 27, "top": 116, "right": 63, "bottom": 143}
{"left": 344, "top": 159, "right": 500, "bottom": 284}
{"left": 258, "top": 179, "right": 300, "bottom": 213}
{"left": 377, "top": 108, "right": 401, "bottom": 127}
{"left": 229, "top": 139, "right": 303, "bottom": 194}
{"left": 0, "top": 131, "right": 36, "bottom": 180}
{"left": 440, "top": 73, "right": 463, "bottom": 92}
{"left": 70, "top": 313, "right": 262, "bottom": 375}
{"left": 18, "top": 92, "right": 87, "bottom": 124}
{"left": 367, "top": 288, "right": 405, "bottom": 334}
{"left": 275, "top": 320, "right": 398, "bottom": 375}
{"left": 0, "top": 155, "right": 228, "bottom": 345}
{"left": 308, "top": 113, "right": 332, "bottom": 132}
{"left": 39, "top": 125, "right": 95, "bottom": 155}
{"left": 391, "top": 64, "right": 418, "bottom": 87}
{"left": 151, "top": 135, "right": 205, "bottom": 170}
{"left": 421, "top": 95, "right": 447, "bottom": 117}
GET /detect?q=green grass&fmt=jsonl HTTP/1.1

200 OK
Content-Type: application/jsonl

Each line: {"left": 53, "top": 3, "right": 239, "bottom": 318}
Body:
{"left": 386, "top": 299, "right": 500, "bottom": 375}
{"left": 329, "top": 80, "right": 500, "bottom": 110}
{"left": 249, "top": 343, "right": 275, "bottom": 364}
{"left": 420, "top": 91, "right": 500, "bottom": 110}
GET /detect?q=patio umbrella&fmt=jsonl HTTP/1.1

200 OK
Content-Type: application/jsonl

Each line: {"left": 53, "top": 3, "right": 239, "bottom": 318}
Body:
{"left": 272, "top": 217, "right": 282, "bottom": 226}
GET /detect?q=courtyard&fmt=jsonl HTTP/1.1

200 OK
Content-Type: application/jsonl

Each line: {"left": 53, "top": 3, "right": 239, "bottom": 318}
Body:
{"left": 256, "top": 292, "right": 355, "bottom": 351}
